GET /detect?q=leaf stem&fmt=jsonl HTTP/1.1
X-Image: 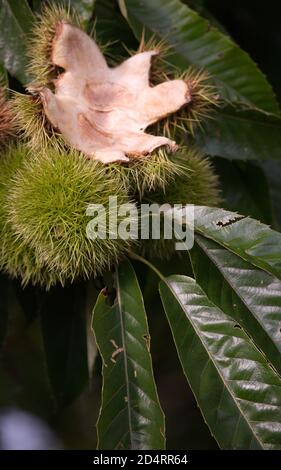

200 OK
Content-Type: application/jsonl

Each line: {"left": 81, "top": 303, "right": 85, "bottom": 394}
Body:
{"left": 129, "top": 252, "right": 166, "bottom": 281}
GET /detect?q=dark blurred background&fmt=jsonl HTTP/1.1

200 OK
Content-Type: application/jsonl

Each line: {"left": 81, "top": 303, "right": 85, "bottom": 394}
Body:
{"left": 0, "top": 0, "right": 280, "bottom": 450}
{"left": 205, "top": 0, "right": 281, "bottom": 102}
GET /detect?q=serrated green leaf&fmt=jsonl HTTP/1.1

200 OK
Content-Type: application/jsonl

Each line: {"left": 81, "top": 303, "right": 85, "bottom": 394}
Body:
{"left": 39, "top": 282, "right": 89, "bottom": 408}
{"left": 195, "top": 107, "right": 281, "bottom": 161}
{"left": 190, "top": 234, "right": 281, "bottom": 375}
{"left": 121, "top": 0, "right": 279, "bottom": 113}
{"left": 159, "top": 275, "right": 281, "bottom": 449}
{"left": 183, "top": 0, "right": 230, "bottom": 35}
{"left": 92, "top": 259, "right": 165, "bottom": 450}
{"left": 193, "top": 206, "right": 281, "bottom": 281}
{"left": 213, "top": 158, "right": 274, "bottom": 225}
{"left": 0, "top": 0, "right": 33, "bottom": 83}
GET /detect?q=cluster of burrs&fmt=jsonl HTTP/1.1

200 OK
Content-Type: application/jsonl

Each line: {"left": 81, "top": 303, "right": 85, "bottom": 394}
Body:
{"left": 0, "top": 5, "right": 220, "bottom": 289}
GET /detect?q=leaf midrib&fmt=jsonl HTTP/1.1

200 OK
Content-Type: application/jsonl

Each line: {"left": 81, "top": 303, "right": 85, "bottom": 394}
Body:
{"left": 115, "top": 266, "right": 134, "bottom": 449}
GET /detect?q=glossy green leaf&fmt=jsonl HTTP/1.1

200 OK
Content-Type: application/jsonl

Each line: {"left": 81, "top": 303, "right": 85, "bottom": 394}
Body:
{"left": 195, "top": 107, "right": 281, "bottom": 161}
{"left": 193, "top": 206, "right": 281, "bottom": 281}
{"left": 213, "top": 158, "right": 274, "bottom": 225}
{"left": 261, "top": 160, "right": 281, "bottom": 229}
{"left": 92, "top": 259, "right": 165, "bottom": 450}
{"left": 39, "top": 282, "right": 89, "bottom": 408}
{"left": 190, "top": 235, "right": 281, "bottom": 375}
{"left": 159, "top": 275, "right": 281, "bottom": 449}
{"left": 0, "top": 0, "right": 33, "bottom": 83}
{"left": 6, "top": 0, "right": 34, "bottom": 33}
{"left": 94, "top": 0, "right": 138, "bottom": 53}
{"left": 121, "top": 0, "right": 279, "bottom": 113}
{"left": 183, "top": 0, "right": 230, "bottom": 35}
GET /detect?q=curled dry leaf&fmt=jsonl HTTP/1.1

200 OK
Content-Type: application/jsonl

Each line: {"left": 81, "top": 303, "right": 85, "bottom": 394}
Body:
{"left": 37, "top": 22, "right": 191, "bottom": 163}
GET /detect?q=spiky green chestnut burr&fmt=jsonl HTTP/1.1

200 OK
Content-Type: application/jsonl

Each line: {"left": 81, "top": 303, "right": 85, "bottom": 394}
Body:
{"left": 12, "top": 92, "right": 66, "bottom": 153}
{"left": 140, "top": 147, "right": 221, "bottom": 260}
{"left": 133, "top": 36, "right": 220, "bottom": 138}
{"left": 12, "top": 90, "right": 180, "bottom": 197}
{"left": 146, "top": 148, "right": 221, "bottom": 207}
{"left": 7, "top": 147, "right": 133, "bottom": 284}
{"left": 108, "top": 148, "right": 181, "bottom": 198}
{"left": 12, "top": 4, "right": 218, "bottom": 194}
{"left": 27, "top": 4, "right": 80, "bottom": 88}
{"left": 0, "top": 87, "right": 16, "bottom": 147}
{"left": 12, "top": 4, "right": 76, "bottom": 153}
{"left": 0, "top": 144, "right": 56, "bottom": 287}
